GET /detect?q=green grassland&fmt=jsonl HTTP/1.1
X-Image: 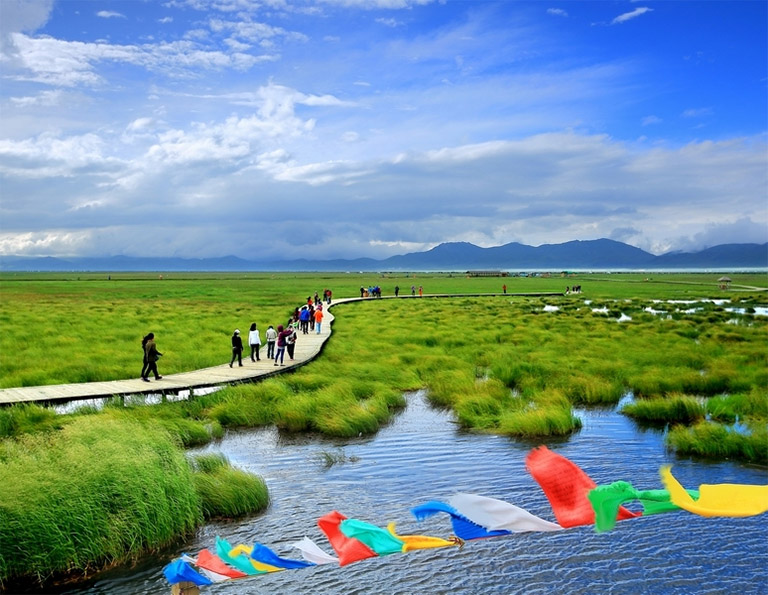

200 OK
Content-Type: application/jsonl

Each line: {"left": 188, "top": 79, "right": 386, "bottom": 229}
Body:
{"left": 0, "top": 271, "right": 766, "bottom": 587}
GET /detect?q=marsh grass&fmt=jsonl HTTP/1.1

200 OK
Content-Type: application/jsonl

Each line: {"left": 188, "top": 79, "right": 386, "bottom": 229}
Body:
{"left": 0, "top": 417, "right": 202, "bottom": 585}
{"left": 190, "top": 453, "right": 269, "bottom": 519}
{"left": 0, "top": 403, "right": 62, "bottom": 438}
{"left": 621, "top": 394, "right": 706, "bottom": 424}
{"left": 668, "top": 422, "right": 768, "bottom": 464}
{"left": 706, "top": 388, "right": 768, "bottom": 423}
{"left": 0, "top": 272, "right": 767, "bottom": 585}
{"left": 497, "top": 390, "right": 582, "bottom": 437}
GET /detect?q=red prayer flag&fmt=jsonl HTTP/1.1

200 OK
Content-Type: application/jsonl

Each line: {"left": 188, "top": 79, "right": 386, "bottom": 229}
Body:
{"left": 196, "top": 548, "right": 248, "bottom": 579}
{"left": 317, "top": 511, "right": 378, "bottom": 566}
{"left": 526, "top": 446, "right": 639, "bottom": 528}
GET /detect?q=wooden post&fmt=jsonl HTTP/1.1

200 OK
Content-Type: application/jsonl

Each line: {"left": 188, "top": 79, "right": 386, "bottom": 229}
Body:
{"left": 171, "top": 581, "right": 200, "bottom": 595}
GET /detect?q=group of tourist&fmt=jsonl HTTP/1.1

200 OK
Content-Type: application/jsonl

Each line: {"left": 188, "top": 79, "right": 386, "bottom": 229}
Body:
{"left": 361, "top": 284, "right": 424, "bottom": 298}
{"left": 140, "top": 289, "right": 332, "bottom": 380}
{"left": 227, "top": 290, "right": 329, "bottom": 369}
{"left": 360, "top": 285, "right": 383, "bottom": 298}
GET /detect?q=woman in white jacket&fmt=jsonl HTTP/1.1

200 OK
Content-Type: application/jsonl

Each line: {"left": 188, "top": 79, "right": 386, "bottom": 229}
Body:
{"left": 248, "top": 322, "right": 262, "bottom": 362}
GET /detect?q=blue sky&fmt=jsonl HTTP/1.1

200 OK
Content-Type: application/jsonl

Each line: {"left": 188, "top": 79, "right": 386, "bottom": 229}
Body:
{"left": 0, "top": 0, "right": 766, "bottom": 261}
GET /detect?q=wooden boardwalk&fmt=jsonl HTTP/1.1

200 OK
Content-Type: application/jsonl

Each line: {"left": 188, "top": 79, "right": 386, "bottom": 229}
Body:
{"left": 0, "top": 292, "right": 562, "bottom": 406}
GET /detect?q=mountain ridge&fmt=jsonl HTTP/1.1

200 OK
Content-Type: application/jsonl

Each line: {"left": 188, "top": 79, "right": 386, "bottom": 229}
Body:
{"left": 1, "top": 239, "right": 766, "bottom": 272}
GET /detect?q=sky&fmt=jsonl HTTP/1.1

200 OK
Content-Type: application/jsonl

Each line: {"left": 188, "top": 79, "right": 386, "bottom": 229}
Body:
{"left": 0, "top": 0, "right": 766, "bottom": 261}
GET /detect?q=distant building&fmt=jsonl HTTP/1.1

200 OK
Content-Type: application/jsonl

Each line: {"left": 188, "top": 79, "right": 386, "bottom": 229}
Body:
{"left": 466, "top": 270, "right": 509, "bottom": 277}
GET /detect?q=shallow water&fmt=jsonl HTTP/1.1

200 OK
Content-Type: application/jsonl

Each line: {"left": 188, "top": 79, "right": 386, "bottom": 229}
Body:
{"left": 61, "top": 391, "right": 767, "bottom": 595}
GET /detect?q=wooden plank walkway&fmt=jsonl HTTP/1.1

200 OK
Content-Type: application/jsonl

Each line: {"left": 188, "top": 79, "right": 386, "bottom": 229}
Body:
{"left": 0, "top": 292, "right": 562, "bottom": 405}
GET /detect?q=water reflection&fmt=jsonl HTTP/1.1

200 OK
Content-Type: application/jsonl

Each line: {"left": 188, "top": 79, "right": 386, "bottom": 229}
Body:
{"left": 61, "top": 391, "right": 767, "bottom": 595}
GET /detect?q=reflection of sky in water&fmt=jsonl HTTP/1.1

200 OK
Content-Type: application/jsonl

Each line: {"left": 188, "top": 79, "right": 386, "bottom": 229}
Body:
{"left": 53, "top": 386, "right": 222, "bottom": 414}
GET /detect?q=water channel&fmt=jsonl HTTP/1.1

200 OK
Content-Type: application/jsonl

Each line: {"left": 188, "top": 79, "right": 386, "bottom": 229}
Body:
{"left": 61, "top": 391, "right": 767, "bottom": 595}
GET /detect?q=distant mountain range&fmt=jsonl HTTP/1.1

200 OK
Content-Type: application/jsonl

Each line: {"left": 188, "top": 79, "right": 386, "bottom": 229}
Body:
{"left": 1, "top": 239, "right": 766, "bottom": 272}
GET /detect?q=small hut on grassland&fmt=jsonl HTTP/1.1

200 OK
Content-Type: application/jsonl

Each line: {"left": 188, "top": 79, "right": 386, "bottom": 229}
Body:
{"left": 718, "top": 276, "right": 732, "bottom": 290}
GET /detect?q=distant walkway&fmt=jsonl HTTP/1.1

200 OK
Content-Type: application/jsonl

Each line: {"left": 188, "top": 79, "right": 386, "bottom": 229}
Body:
{"left": 0, "top": 292, "right": 560, "bottom": 406}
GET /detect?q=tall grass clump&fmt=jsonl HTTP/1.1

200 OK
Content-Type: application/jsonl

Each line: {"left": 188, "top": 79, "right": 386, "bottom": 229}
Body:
{"left": 206, "top": 382, "right": 286, "bottom": 428}
{"left": 706, "top": 388, "right": 768, "bottom": 423}
{"left": 0, "top": 417, "right": 201, "bottom": 586}
{"left": 452, "top": 379, "right": 510, "bottom": 430}
{"left": 621, "top": 395, "right": 706, "bottom": 424}
{"left": 189, "top": 453, "right": 269, "bottom": 519}
{"left": 103, "top": 405, "right": 223, "bottom": 447}
{"left": 668, "top": 422, "right": 768, "bottom": 465}
{"left": 496, "top": 390, "right": 582, "bottom": 437}
{"left": 309, "top": 382, "right": 396, "bottom": 437}
{"left": 0, "top": 403, "right": 62, "bottom": 439}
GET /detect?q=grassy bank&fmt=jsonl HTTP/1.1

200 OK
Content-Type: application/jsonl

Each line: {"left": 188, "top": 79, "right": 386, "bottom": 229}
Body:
{"left": 0, "top": 414, "right": 267, "bottom": 588}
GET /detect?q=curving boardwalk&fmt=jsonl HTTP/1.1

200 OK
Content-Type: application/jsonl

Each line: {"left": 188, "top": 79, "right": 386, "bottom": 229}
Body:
{"left": 0, "top": 292, "right": 560, "bottom": 405}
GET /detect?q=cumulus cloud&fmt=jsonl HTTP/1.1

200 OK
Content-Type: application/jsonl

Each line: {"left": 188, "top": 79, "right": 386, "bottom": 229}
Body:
{"left": 0, "top": 0, "right": 764, "bottom": 261}
{"left": 673, "top": 217, "right": 768, "bottom": 252}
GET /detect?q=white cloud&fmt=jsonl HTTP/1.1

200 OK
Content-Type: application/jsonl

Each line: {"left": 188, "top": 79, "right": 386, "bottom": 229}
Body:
{"left": 5, "top": 33, "right": 271, "bottom": 88}
{"left": 96, "top": 11, "right": 126, "bottom": 19}
{"left": 547, "top": 8, "right": 568, "bottom": 18}
{"left": 10, "top": 89, "right": 63, "bottom": 107}
{"left": 0, "top": 0, "right": 764, "bottom": 262}
{"left": 611, "top": 7, "right": 653, "bottom": 25}
{"left": 376, "top": 18, "right": 403, "bottom": 27}
{"left": 0, "top": 0, "right": 53, "bottom": 38}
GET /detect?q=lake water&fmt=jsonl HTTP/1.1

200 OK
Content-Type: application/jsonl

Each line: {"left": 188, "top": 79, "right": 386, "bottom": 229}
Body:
{"left": 61, "top": 391, "right": 767, "bottom": 595}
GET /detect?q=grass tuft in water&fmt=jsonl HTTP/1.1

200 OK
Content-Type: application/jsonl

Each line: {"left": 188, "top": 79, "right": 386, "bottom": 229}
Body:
{"left": 622, "top": 394, "right": 706, "bottom": 424}
{"left": 668, "top": 422, "right": 768, "bottom": 465}
{"left": 190, "top": 453, "right": 269, "bottom": 519}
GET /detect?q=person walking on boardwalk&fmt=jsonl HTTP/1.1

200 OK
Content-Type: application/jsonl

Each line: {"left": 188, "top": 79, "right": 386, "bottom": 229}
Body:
{"left": 265, "top": 325, "right": 277, "bottom": 359}
{"left": 300, "top": 305, "right": 311, "bottom": 334}
{"left": 142, "top": 333, "right": 162, "bottom": 381}
{"left": 230, "top": 329, "right": 243, "bottom": 367}
{"left": 395, "top": 285, "right": 399, "bottom": 297}
{"left": 140, "top": 333, "right": 152, "bottom": 380}
{"left": 314, "top": 306, "right": 324, "bottom": 334}
{"left": 286, "top": 324, "right": 297, "bottom": 360}
{"left": 411, "top": 285, "right": 416, "bottom": 296}
{"left": 274, "top": 324, "right": 288, "bottom": 366}
{"left": 418, "top": 285, "right": 423, "bottom": 297}
{"left": 503, "top": 284, "right": 507, "bottom": 294}
{"left": 248, "top": 323, "right": 261, "bottom": 362}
